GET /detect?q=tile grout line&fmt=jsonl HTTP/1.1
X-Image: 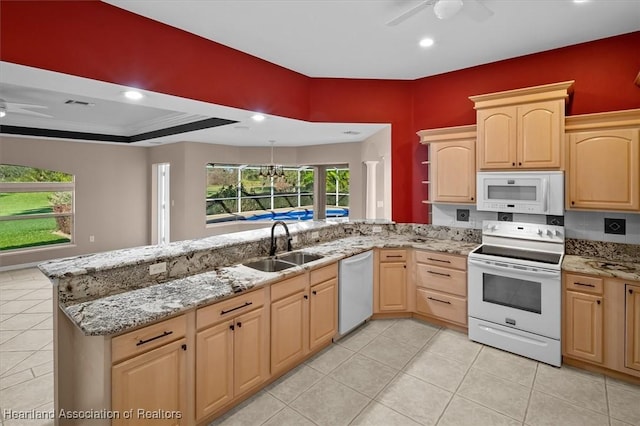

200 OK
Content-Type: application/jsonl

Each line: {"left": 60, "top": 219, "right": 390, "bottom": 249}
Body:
{"left": 522, "top": 361, "right": 539, "bottom": 426}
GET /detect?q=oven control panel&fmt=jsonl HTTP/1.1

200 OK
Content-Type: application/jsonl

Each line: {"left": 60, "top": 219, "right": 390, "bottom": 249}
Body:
{"left": 482, "top": 220, "right": 564, "bottom": 243}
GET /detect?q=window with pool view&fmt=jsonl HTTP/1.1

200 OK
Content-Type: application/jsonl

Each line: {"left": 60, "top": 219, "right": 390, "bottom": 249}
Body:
{"left": 0, "top": 164, "right": 74, "bottom": 251}
{"left": 206, "top": 164, "right": 349, "bottom": 223}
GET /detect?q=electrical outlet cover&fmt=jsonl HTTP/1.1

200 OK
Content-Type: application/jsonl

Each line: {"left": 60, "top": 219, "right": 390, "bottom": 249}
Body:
{"left": 149, "top": 262, "right": 167, "bottom": 275}
{"left": 498, "top": 212, "right": 513, "bottom": 222}
{"left": 456, "top": 209, "right": 470, "bottom": 222}
{"left": 604, "top": 218, "right": 626, "bottom": 235}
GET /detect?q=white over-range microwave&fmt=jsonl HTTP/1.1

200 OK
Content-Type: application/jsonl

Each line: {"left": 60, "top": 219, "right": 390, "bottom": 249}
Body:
{"left": 476, "top": 171, "right": 564, "bottom": 215}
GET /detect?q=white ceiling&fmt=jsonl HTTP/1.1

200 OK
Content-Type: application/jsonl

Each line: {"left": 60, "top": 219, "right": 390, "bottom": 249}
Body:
{"left": 104, "top": 0, "right": 640, "bottom": 80}
{"left": 1, "top": 0, "right": 637, "bottom": 147}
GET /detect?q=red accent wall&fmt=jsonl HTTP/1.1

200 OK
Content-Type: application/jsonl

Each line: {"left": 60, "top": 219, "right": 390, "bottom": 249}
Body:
{"left": 0, "top": 0, "right": 311, "bottom": 120}
{"left": 1, "top": 1, "right": 639, "bottom": 224}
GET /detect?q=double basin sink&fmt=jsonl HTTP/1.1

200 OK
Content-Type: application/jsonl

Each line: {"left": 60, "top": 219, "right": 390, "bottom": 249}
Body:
{"left": 243, "top": 251, "right": 324, "bottom": 272}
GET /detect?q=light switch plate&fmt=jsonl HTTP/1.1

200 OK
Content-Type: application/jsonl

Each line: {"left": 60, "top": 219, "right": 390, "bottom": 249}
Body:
{"left": 372, "top": 226, "right": 382, "bottom": 233}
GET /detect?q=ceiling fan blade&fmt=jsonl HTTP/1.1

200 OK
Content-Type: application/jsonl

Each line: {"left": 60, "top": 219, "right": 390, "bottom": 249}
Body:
{"left": 463, "top": 0, "right": 494, "bottom": 22}
{"left": 387, "top": 0, "right": 436, "bottom": 27}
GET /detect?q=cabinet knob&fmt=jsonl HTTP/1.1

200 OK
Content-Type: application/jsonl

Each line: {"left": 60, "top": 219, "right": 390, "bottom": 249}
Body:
{"left": 597, "top": 300, "right": 601, "bottom": 305}
{"left": 630, "top": 289, "right": 634, "bottom": 294}
{"left": 518, "top": 162, "right": 522, "bottom": 166}
{"left": 512, "top": 162, "right": 515, "bottom": 166}
{"left": 312, "top": 290, "right": 317, "bottom": 295}
{"left": 470, "top": 197, "right": 474, "bottom": 201}
{"left": 229, "top": 324, "right": 235, "bottom": 331}
{"left": 181, "top": 344, "right": 187, "bottom": 351}
{"left": 571, "top": 201, "right": 575, "bottom": 205}
{"left": 237, "top": 322, "right": 242, "bottom": 328}
{"left": 304, "top": 294, "right": 308, "bottom": 300}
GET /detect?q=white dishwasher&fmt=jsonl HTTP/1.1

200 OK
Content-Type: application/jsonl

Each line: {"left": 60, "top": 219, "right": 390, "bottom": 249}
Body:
{"left": 338, "top": 250, "right": 373, "bottom": 336}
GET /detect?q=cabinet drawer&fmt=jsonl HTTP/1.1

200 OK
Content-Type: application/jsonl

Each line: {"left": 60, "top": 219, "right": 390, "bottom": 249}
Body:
{"left": 565, "top": 273, "right": 603, "bottom": 295}
{"left": 310, "top": 262, "right": 338, "bottom": 286}
{"left": 416, "top": 264, "right": 466, "bottom": 296}
{"left": 380, "top": 249, "right": 407, "bottom": 262}
{"left": 197, "top": 288, "right": 265, "bottom": 329}
{"left": 415, "top": 251, "right": 467, "bottom": 271}
{"left": 416, "top": 288, "right": 467, "bottom": 326}
{"left": 112, "top": 314, "right": 186, "bottom": 364}
{"left": 271, "top": 274, "right": 307, "bottom": 302}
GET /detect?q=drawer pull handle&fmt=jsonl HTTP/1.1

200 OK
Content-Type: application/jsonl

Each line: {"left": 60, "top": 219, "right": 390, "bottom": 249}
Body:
{"left": 427, "top": 296, "right": 451, "bottom": 305}
{"left": 427, "top": 258, "right": 451, "bottom": 263}
{"left": 427, "top": 270, "right": 451, "bottom": 277}
{"left": 574, "top": 282, "right": 595, "bottom": 288}
{"left": 136, "top": 330, "right": 173, "bottom": 346}
{"left": 221, "top": 301, "right": 253, "bottom": 315}
{"left": 385, "top": 255, "right": 404, "bottom": 258}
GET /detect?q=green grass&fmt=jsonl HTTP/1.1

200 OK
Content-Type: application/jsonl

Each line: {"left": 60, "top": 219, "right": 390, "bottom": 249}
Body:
{"left": 0, "top": 192, "right": 69, "bottom": 250}
{"left": 0, "top": 192, "right": 53, "bottom": 216}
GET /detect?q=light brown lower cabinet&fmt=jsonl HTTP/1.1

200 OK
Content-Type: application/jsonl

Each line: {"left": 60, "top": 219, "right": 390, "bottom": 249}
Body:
{"left": 414, "top": 250, "right": 468, "bottom": 327}
{"left": 626, "top": 284, "right": 640, "bottom": 371}
{"left": 377, "top": 249, "right": 407, "bottom": 312}
{"left": 563, "top": 272, "right": 640, "bottom": 380}
{"left": 564, "top": 290, "right": 603, "bottom": 364}
{"left": 195, "top": 289, "right": 269, "bottom": 421}
{"left": 112, "top": 338, "right": 187, "bottom": 426}
{"left": 309, "top": 276, "right": 338, "bottom": 352}
{"left": 270, "top": 279, "right": 309, "bottom": 374}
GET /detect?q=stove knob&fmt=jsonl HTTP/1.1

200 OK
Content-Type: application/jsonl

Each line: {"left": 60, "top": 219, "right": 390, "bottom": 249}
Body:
{"left": 536, "top": 228, "right": 543, "bottom": 235}
{"left": 546, "top": 229, "right": 553, "bottom": 236}
{"left": 554, "top": 230, "right": 561, "bottom": 237}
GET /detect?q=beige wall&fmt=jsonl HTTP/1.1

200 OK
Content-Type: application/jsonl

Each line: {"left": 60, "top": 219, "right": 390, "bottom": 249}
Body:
{"left": 1, "top": 128, "right": 391, "bottom": 267}
{"left": 0, "top": 136, "right": 149, "bottom": 268}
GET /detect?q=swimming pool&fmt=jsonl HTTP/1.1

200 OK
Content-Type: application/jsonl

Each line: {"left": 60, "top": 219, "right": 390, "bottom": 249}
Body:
{"left": 246, "top": 208, "right": 349, "bottom": 221}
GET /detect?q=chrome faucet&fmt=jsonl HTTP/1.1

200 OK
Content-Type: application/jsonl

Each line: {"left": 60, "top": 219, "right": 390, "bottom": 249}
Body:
{"left": 269, "top": 221, "right": 292, "bottom": 256}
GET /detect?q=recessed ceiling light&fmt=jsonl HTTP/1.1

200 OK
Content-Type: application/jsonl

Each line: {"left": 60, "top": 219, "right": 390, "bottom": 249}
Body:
{"left": 0, "top": 108, "right": 6, "bottom": 118}
{"left": 343, "top": 130, "right": 361, "bottom": 135}
{"left": 573, "top": 0, "right": 588, "bottom": 3}
{"left": 251, "top": 113, "right": 266, "bottom": 122}
{"left": 123, "top": 90, "right": 144, "bottom": 100}
{"left": 419, "top": 38, "right": 435, "bottom": 48}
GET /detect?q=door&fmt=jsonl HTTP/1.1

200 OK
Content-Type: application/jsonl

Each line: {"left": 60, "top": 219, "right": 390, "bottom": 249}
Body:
{"left": 195, "top": 322, "right": 234, "bottom": 419}
{"left": 468, "top": 259, "right": 561, "bottom": 338}
{"left": 271, "top": 290, "right": 308, "bottom": 374}
{"left": 112, "top": 338, "right": 186, "bottom": 426}
{"left": 431, "top": 140, "right": 476, "bottom": 203}
{"left": 153, "top": 163, "right": 171, "bottom": 245}
{"left": 379, "top": 262, "right": 407, "bottom": 312}
{"left": 310, "top": 278, "right": 338, "bottom": 351}
{"left": 477, "top": 107, "right": 517, "bottom": 169}
{"left": 568, "top": 129, "right": 639, "bottom": 210}
{"left": 234, "top": 308, "right": 268, "bottom": 395}
{"left": 564, "top": 291, "right": 603, "bottom": 364}
{"left": 517, "top": 100, "right": 562, "bottom": 168}
{"left": 626, "top": 284, "right": 640, "bottom": 371}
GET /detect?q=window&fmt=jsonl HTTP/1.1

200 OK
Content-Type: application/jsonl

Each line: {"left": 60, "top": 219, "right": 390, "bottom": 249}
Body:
{"left": 0, "top": 165, "right": 74, "bottom": 251}
{"left": 206, "top": 164, "right": 349, "bottom": 223}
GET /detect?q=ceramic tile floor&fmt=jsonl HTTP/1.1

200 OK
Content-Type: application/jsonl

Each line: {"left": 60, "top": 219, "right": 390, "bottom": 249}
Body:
{"left": 1, "top": 268, "right": 640, "bottom": 426}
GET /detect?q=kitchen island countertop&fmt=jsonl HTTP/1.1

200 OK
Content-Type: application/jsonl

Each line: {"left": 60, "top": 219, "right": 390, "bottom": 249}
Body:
{"left": 62, "top": 234, "right": 478, "bottom": 336}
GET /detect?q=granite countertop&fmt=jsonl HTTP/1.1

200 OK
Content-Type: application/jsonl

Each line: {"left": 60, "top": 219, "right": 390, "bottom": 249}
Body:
{"left": 62, "top": 235, "right": 478, "bottom": 336}
{"left": 562, "top": 255, "right": 640, "bottom": 282}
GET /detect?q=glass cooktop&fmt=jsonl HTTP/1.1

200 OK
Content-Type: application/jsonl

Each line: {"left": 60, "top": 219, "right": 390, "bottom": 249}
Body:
{"left": 472, "top": 245, "right": 562, "bottom": 265}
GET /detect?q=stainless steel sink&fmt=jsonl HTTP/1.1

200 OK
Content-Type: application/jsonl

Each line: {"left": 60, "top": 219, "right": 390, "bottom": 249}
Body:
{"left": 243, "top": 258, "right": 296, "bottom": 272}
{"left": 277, "top": 251, "right": 324, "bottom": 265}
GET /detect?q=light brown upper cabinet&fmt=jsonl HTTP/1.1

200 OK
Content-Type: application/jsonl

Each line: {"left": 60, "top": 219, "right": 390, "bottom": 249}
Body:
{"left": 418, "top": 125, "right": 476, "bottom": 204}
{"left": 565, "top": 109, "right": 640, "bottom": 212}
{"left": 470, "top": 81, "right": 574, "bottom": 170}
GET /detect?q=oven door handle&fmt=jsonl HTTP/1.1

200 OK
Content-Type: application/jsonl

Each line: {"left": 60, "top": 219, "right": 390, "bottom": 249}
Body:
{"left": 542, "top": 177, "right": 548, "bottom": 213}
{"left": 468, "top": 258, "right": 560, "bottom": 278}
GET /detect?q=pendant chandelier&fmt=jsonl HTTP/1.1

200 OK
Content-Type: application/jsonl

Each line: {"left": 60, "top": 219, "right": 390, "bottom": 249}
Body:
{"left": 259, "top": 140, "right": 285, "bottom": 179}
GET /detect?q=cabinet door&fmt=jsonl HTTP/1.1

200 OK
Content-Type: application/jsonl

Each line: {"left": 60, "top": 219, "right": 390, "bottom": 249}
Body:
{"left": 568, "top": 129, "right": 639, "bottom": 211}
{"left": 309, "top": 278, "right": 338, "bottom": 351}
{"left": 431, "top": 140, "right": 476, "bottom": 203}
{"left": 112, "top": 338, "right": 187, "bottom": 426}
{"left": 477, "top": 107, "right": 517, "bottom": 169}
{"left": 564, "top": 291, "right": 603, "bottom": 364}
{"left": 195, "top": 322, "right": 234, "bottom": 420}
{"left": 626, "top": 284, "right": 640, "bottom": 371}
{"left": 271, "top": 290, "right": 309, "bottom": 374}
{"left": 234, "top": 308, "right": 269, "bottom": 396}
{"left": 379, "top": 262, "right": 407, "bottom": 312}
{"left": 517, "top": 100, "right": 562, "bottom": 168}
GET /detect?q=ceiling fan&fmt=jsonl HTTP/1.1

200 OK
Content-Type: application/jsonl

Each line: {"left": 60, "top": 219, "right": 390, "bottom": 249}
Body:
{"left": 0, "top": 98, "right": 52, "bottom": 119}
{"left": 387, "top": 0, "right": 493, "bottom": 26}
